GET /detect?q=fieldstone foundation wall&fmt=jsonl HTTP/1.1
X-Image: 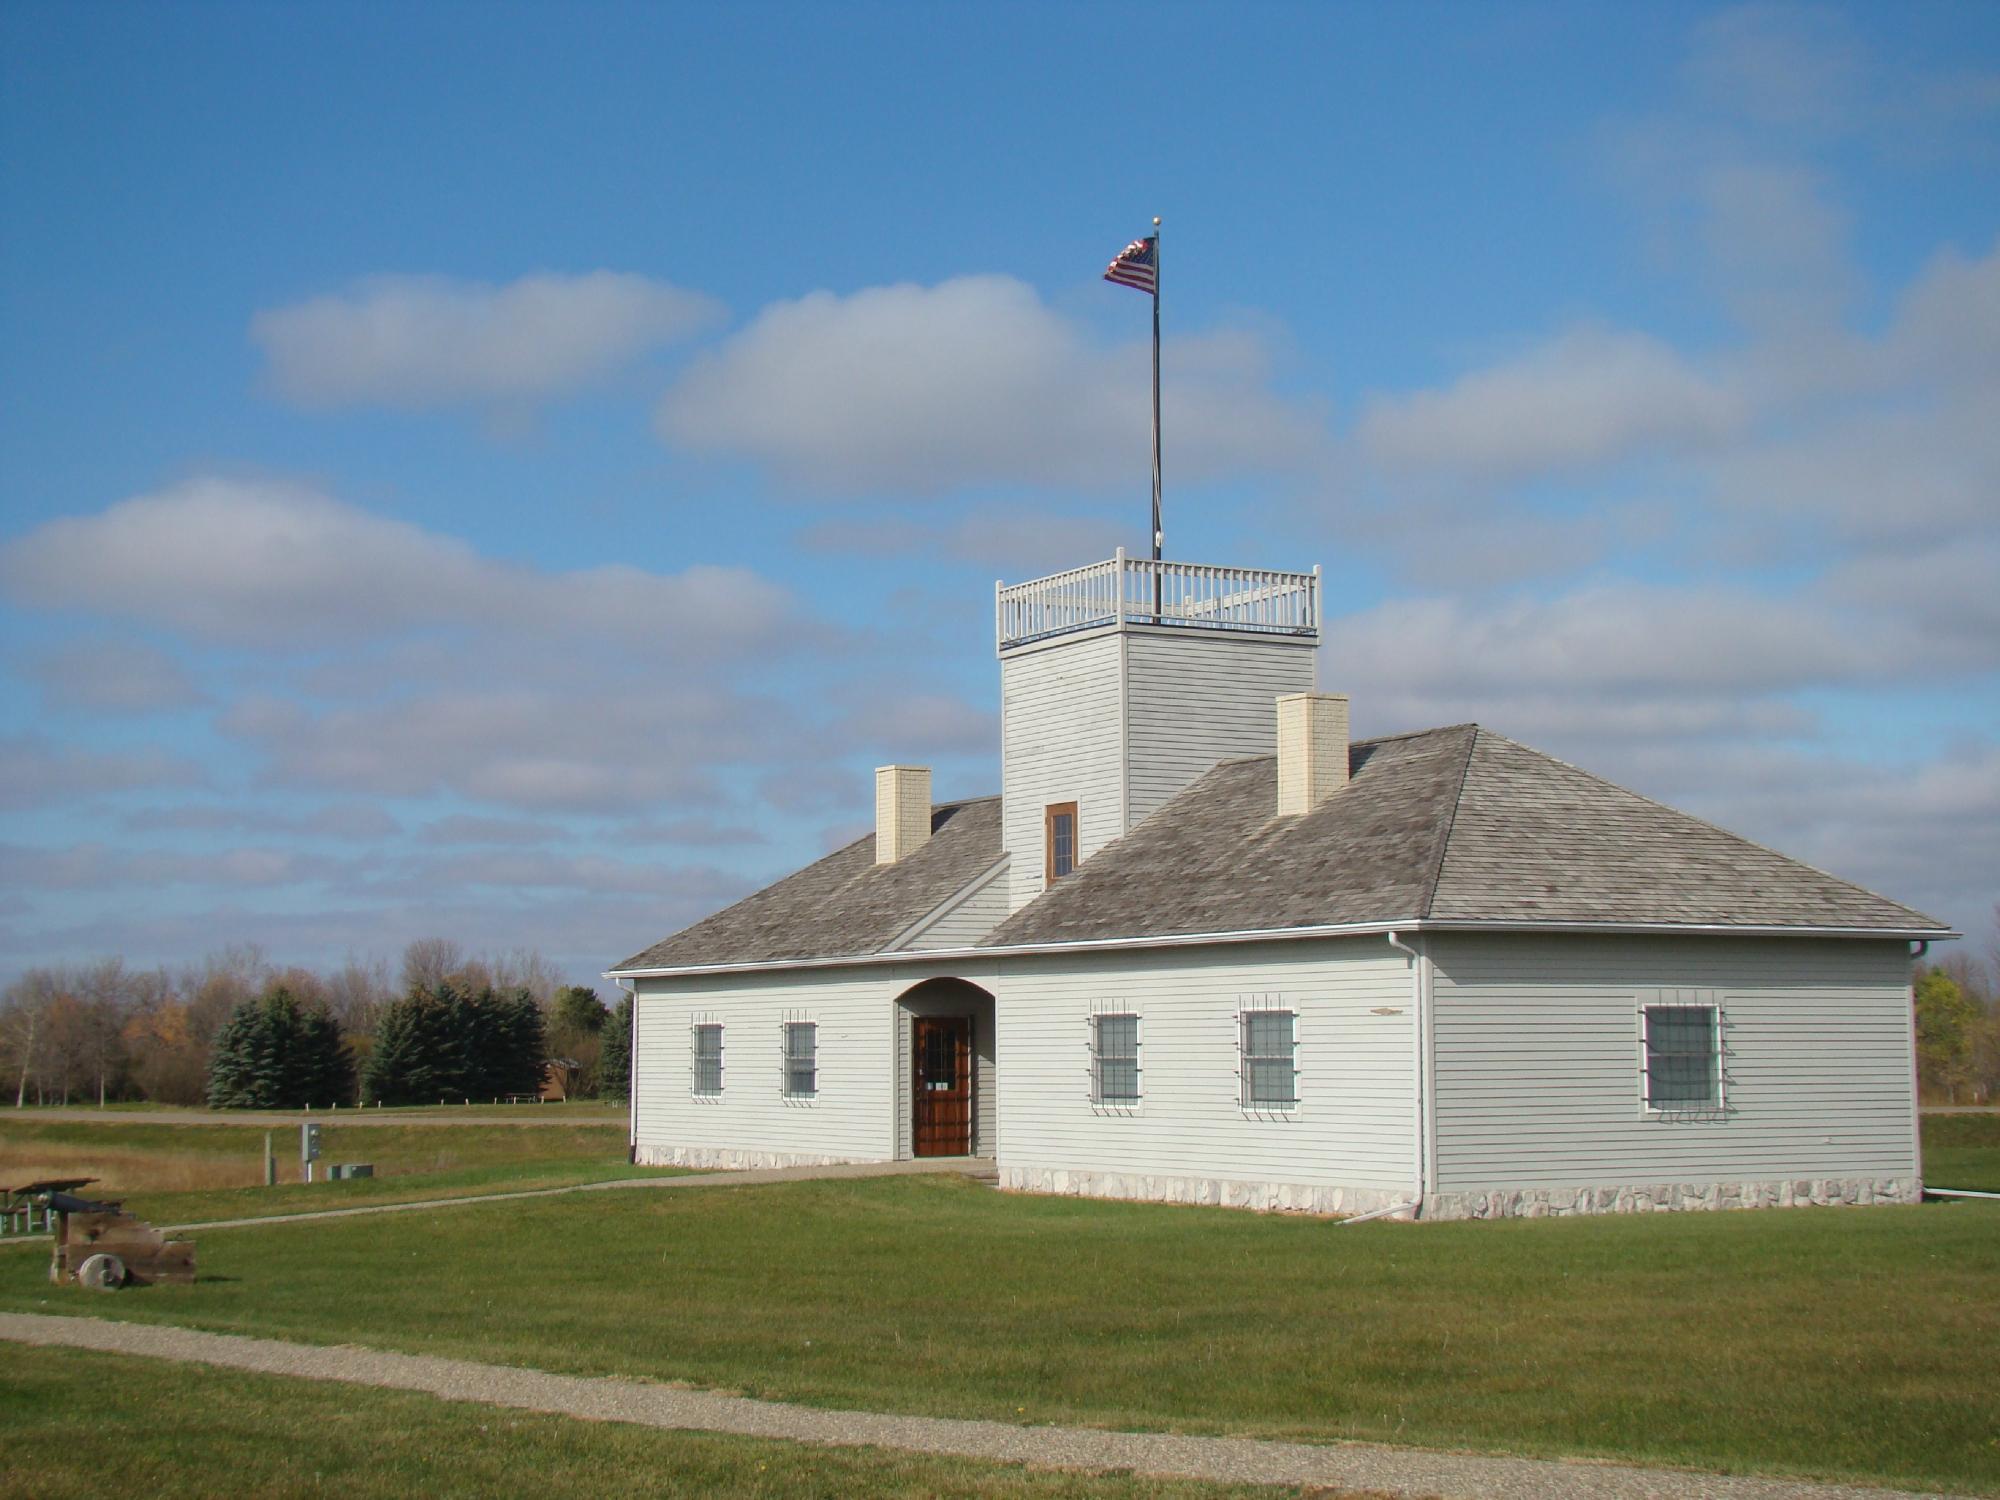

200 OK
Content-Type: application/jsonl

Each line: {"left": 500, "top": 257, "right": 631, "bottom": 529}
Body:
{"left": 1000, "top": 1165, "right": 1411, "bottom": 1217}
{"left": 633, "top": 1144, "right": 881, "bottom": 1171}
{"left": 1000, "top": 1165, "right": 1922, "bottom": 1220}
{"left": 1422, "top": 1175, "right": 1922, "bottom": 1221}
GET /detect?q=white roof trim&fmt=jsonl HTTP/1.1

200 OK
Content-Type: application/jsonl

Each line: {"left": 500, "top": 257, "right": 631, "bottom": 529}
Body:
{"left": 604, "top": 915, "right": 1953, "bottom": 980}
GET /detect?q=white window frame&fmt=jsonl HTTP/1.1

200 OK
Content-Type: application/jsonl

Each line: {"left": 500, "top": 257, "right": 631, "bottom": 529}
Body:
{"left": 691, "top": 1018, "right": 724, "bottom": 1099}
{"left": 782, "top": 1016, "right": 818, "bottom": 1102}
{"left": 1637, "top": 991, "right": 1725, "bottom": 1117}
{"left": 1087, "top": 1008, "right": 1142, "bottom": 1110}
{"left": 1237, "top": 996, "right": 1300, "bottom": 1113}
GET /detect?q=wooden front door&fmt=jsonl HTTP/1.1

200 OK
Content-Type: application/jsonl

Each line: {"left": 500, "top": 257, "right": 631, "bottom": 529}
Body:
{"left": 913, "top": 1015, "right": 972, "bottom": 1157}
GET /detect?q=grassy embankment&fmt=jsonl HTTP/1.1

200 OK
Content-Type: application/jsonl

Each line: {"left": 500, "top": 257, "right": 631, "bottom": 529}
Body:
{"left": 1924, "top": 1110, "right": 2000, "bottom": 1192}
{"left": 0, "top": 1117, "right": 679, "bottom": 1223}
{"left": 0, "top": 1172, "right": 1994, "bottom": 1495}
{"left": 0, "top": 1345, "right": 1310, "bottom": 1500}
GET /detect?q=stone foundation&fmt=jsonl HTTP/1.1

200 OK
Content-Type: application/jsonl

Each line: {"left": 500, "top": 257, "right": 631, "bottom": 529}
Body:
{"left": 634, "top": 1144, "right": 880, "bottom": 1171}
{"left": 1000, "top": 1165, "right": 1410, "bottom": 1217}
{"left": 1000, "top": 1165, "right": 1922, "bottom": 1221}
{"left": 1421, "top": 1175, "right": 1923, "bottom": 1221}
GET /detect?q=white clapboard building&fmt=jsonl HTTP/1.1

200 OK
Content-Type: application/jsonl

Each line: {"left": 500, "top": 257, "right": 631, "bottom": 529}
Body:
{"left": 608, "top": 553, "right": 1951, "bottom": 1219}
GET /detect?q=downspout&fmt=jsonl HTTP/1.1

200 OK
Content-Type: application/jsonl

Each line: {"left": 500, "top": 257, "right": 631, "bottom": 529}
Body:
{"left": 615, "top": 977, "right": 638, "bottom": 1164}
{"left": 1387, "top": 930, "right": 1426, "bottom": 1220}
{"left": 1909, "top": 940, "right": 1929, "bottom": 1191}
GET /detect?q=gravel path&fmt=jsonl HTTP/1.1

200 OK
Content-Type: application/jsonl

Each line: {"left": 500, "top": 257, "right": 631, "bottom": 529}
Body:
{"left": 0, "top": 1158, "right": 991, "bottom": 1243}
{"left": 0, "top": 1312, "right": 1942, "bottom": 1500}
{"left": 160, "top": 1157, "right": 992, "bottom": 1231}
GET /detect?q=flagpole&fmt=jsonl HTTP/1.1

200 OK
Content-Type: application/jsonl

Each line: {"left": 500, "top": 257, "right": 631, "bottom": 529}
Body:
{"left": 1150, "top": 215, "right": 1162, "bottom": 617}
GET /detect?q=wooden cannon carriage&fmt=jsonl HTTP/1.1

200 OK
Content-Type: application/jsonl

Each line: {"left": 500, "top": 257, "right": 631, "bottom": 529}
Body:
{"left": 2, "top": 1179, "right": 195, "bottom": 1289}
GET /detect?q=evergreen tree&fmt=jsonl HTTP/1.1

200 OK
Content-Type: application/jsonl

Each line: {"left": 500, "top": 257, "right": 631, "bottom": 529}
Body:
{"left": 361, "top": 982, "right": 544, "bottom": 1104}
{"left": 492, "top": 986, "right": 547, "bottom": 1098}
{"left": 299, "top": 1004, "right": 358, "bottom": 1107}
{"left": 204, "top": 1000, "right": 264, "bottom": 1109}
{"left": 599, "top": 992, "right": 633, "bottom": 1102}
{"left": 205, "top": 985, "right": 354, "bottom": 1108}
{"left": 362, "top": 985, "right": 461, "bottom": 1105}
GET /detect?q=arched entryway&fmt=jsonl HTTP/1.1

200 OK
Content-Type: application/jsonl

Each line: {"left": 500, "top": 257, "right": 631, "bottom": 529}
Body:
{"left": 894, "top": 977, "right": 996, "bottom": 1159}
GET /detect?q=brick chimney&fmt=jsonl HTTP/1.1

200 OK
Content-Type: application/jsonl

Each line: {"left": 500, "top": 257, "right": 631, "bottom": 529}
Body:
{"left": 875, "top": 765, "right": 933, "bottom": 863}
{"left": 1275, "top": 693, "right": 1350, "bottom": 816}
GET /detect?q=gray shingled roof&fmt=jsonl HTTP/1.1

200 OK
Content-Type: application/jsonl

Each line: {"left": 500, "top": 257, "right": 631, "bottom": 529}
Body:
{"left": 613, "top": 796, "right": 1003, "bottom": 971}
{"left": 988, "top": 726, "right": 1945, "bottom": 946}
{"left": 982, "top": 726, "right": 1472, "bottom": 947}
{"left": 612, "top": 725, "right": 1945, "bottom": 971}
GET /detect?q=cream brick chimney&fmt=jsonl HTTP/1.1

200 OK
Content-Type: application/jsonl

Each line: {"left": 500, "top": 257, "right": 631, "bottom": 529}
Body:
{"left": 875, "top": 765, "right": 933, "bottom": 863}
{"left": 1275, "top": 693, "right": 1350, "bottom": 816}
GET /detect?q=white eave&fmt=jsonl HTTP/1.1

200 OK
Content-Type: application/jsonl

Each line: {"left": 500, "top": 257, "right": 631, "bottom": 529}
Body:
{"left": 604, "top": 915, "right": 1955, "bottom": 981}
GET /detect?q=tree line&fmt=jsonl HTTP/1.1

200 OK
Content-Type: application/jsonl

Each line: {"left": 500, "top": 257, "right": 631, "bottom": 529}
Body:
{"left": 2, "top": 939, "right": 633, "bottom": 1110}
{"left": 1916, "top": 930, "right": 2000, "bottom": 1106}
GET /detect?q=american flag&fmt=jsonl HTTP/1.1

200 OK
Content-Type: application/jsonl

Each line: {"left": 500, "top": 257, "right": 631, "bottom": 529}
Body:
{"left": 1103, "top": 236, "right": 1157, "bottom": 295}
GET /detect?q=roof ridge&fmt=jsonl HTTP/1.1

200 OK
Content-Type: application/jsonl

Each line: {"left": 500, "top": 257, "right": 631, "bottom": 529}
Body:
{"left": 1472, "top": 728, "right": 1942, "bottom": 924}
{"left": 1419, "top": 724, "right": 1480, "bottom": 919}
{"left": 1211, "top": 721, "right": 1485, "bottom": 772}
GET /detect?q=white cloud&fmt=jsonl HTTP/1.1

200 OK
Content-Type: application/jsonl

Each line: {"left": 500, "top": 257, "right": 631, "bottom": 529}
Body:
{"left": 1356, "top": 327, "right": 1743, "bottom": 480}
{"left": 1683, "top": 5, "right": 1864, "bottom": 139}
{"left": 0, "top": 842, "right": 342, "bottom": 891}
{"left": 1696, "top": 160, "right": 1857, "bottom": 332}
{"left": 419, "top": 815, "right": 577, "bottom": 848}
{"left": 121, "top": 803, "right": 401, "bottom": 841}
{"left": 606, "top": 817, "right": 765, "bottom": 848}
{"left": 1323, "top": 580, "right": 1961, "bottom": 749}
{"left": 252, "top": 271, "right": 722, "bottom": 409}
{"left": 799, "top": 508, "right": 1132, "bottom": 575}
{"left": 26, "top": 639, "right": 205, "bottom": 714}
{"left": 1703, "top": 387, "right": 1999, "bottom": 544}
{"left": 656, "top": 275, "right": 1324, "bottom": 495}
{"left": 0, "top": 476, "right": 795, "bottom": 654}
{"left": 219, "top": 682, "right": 790, "bottom": 815}
{"left": 0, "top": 733, "right": 205, "bottom": 809}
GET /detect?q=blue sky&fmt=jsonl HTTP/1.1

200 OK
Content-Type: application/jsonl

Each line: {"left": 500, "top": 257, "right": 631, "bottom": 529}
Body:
{"left": 2, "top": 0, "right": 1996, "bottom": 985}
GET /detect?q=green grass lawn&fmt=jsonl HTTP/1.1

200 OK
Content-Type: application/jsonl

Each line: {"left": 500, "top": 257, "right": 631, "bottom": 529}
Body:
{"left": 0, "top": 1346, "right": 1310, "bottom": 1500}
{"left": 1924, "top": 1111, "right": 2000, "bottom": 1192}
{"left": 0, "top": 1117, "right": 682, "bottom": 1222}
{"left": 1, "top": 1175, "right": 1994, "bottom": 1494}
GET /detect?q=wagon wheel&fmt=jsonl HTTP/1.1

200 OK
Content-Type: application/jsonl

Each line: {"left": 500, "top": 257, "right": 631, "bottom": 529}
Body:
{"left": 76, "top": 1253, "right": 126, "bottom": 1290}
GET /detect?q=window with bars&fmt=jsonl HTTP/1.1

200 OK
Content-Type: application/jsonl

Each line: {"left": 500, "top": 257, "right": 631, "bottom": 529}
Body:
{"left": 1642, "top": 1004, "right": 1720, "bottom": 1110}
{"left": 1091, "top": 1012, "right": 1140, "bottom": 1105}
{"left": 692, "top": 1023, "right": 723, "bottom": 1096}
{"left": 784, "top": 1021, "right": 817, "bottom": 1099}
{"left": 1240, "top": 1009, "right": 1297, "bottom": 1109}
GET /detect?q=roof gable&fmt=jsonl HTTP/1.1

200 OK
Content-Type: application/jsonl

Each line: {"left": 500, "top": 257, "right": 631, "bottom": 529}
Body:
{"left": 612, "top": 796, "right": 1002, "bottom": 971}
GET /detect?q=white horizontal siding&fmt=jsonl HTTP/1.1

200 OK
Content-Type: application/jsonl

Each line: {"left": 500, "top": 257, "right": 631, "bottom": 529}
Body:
{"left": 1000, "top": 630, "right": 1125, "bottom": 912}
{"left": 899, "top": 860, "right": 1009, "bottom": 951}
{"left": 633, "top": 958, "right": 1004, "bottom": 1165}
{"left": 1123, "top": 629, "right": 1316, "bottom": 828}
{"left": 1427, "top": 934, "right": 1918, "bottom": 1191}
{"left": 995, "top": 938, "right": 1416, "bottom": 1191}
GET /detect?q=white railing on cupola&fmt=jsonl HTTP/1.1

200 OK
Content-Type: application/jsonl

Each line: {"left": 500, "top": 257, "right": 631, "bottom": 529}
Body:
{"left": 996, "top": 551, "right": 1320, "bottom": 651}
